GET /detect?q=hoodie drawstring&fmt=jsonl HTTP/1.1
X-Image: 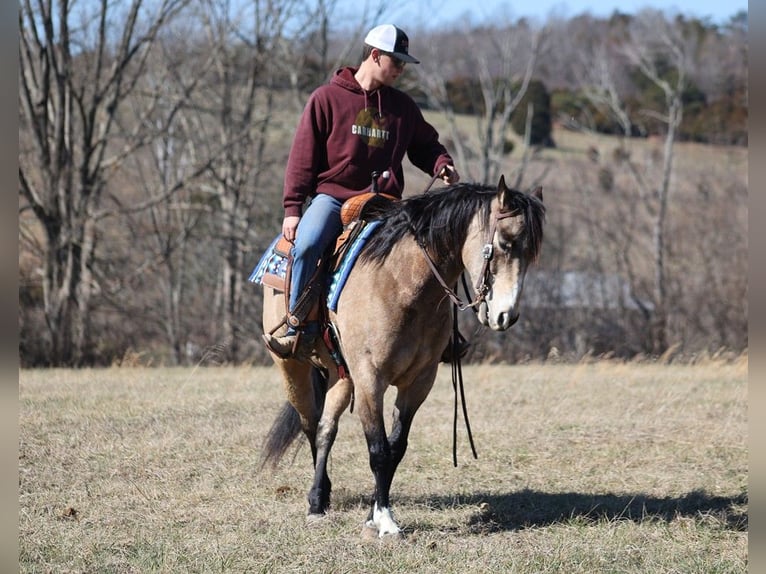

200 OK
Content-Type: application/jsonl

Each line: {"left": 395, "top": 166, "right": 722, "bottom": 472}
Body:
{"left": 363, "top": 89, "right": 383, "bottom": 119}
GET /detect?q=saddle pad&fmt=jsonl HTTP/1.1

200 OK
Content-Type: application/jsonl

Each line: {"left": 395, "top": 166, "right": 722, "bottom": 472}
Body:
{"left": 248, "top": 235, "right": 289, "bottom": 287}
{"left": 249, "top": 220, "right": 381, "bottom": 312}
{"left": 327, "top": 220, "right": 380, "bottom": 312}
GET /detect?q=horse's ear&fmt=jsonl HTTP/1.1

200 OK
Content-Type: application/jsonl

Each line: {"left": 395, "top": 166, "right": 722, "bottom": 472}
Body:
{"left": 531, "top": 185, "right": 543, "bottom": 202}
{"left": 497, "top": 175, "right": 511, "bottom": 206}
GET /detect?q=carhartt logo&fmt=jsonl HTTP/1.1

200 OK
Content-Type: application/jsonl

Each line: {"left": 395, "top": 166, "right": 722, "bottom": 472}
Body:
{"left": 352, "top": 108, "right": 390, "bottom": 148}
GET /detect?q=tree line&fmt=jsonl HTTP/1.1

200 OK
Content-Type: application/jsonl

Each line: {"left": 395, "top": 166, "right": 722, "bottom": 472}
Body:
{"left": 18, "top": 0, "right": 748, "bottom": 366}
{"left": 417, "top": 12, "right": 747, "bottom": 147}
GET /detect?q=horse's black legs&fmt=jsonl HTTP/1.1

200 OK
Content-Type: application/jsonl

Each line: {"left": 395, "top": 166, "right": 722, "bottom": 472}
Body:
{"left": 360, "top": 397, "right": 424, "bottom": 535}
{"left": 362, "top": 422, "right": 401, "bottom": 536}
{"left": 388, "top": 409, "right": 414, "bottom": 468}
{"left": 306, "top": 376, "right": 353, "bottom": 517}
{"left": 307, "top": 420, "right": 334, "bottom": 514}
{"left": 368, "top": 429, "right": 395, "bottom": 507}
{"left": 363, "top": 418, "right": 411, "bottom": 525}
{"left": 361, "top": 373, "right": 438, "bottom": 537}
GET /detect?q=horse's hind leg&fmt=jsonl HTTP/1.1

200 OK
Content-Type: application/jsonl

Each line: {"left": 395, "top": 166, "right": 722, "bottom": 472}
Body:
{"left": 262, "top": 360, "right": 321, "bottom": 469}
{"left": 267, "top": 361, "right": 330, "bottom": 512}
{"left": 307, "top": 374, "right": 353, "bottom": 517}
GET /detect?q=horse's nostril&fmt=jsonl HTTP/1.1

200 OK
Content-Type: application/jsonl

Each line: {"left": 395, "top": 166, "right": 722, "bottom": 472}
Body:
{"left": 499, "top": 312, "right": 519, "bottom": 329}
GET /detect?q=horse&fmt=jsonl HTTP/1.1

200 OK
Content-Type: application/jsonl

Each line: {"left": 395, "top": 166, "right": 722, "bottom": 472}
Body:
{"left": 259, "top": 175, "right": 545, "bottom": 538}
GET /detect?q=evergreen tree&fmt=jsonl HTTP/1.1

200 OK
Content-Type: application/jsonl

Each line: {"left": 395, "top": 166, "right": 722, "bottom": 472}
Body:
{"left": 511, "top": 79, "right": 554, "bottom": 147}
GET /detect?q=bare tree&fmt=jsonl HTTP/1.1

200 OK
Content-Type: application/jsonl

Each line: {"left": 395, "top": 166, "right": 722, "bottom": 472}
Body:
{"left": 19, "top": 0, "right": 189, "bottom": 365}
{"left": 418, "top": 23, "right": 543, "bottom": 185}
{"left": 622, "top": 10, "right": 697, "bottom": 353}
{"left": 170, "top": 0, "right": 300, "bottom": 362}
{"left": 568, "top": 17, "right": 655, "bottom": 334}
{"left": 579, "top": 42, "right": 634, "bottom": 137}
{"left": 123, "top": 33, "right": 215, "bottom": 365}
{"left": 571, "top": 10, "right": 701, "bottom": 354}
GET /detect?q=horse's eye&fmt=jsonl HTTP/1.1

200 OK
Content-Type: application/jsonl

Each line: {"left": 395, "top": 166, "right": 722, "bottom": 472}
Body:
{"left": 497, "top": 239, "right": 513, "bottom": 253}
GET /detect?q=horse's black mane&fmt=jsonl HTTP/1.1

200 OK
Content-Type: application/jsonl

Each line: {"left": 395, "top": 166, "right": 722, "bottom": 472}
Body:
{"left": 360, "top": 182, "right": 545, "bottom": 264}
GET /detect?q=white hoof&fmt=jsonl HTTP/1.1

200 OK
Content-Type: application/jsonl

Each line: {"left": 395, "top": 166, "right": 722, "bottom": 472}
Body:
{"left": 371, "top": 503, "right": 402, "bottom": 538}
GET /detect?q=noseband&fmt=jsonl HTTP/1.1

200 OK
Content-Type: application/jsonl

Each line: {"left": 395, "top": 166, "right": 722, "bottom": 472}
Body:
{"left": 419, "top": 207, "right": 519, "bottom": 311}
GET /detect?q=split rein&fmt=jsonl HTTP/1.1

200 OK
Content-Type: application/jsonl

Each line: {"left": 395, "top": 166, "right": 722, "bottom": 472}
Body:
{"left": 418, "top": 175, "right": 520, "bottom": 466}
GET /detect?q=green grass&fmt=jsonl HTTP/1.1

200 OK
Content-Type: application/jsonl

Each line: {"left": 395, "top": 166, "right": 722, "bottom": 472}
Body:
{"left": 19, "top": 361, "right": 747, "bottom": 573}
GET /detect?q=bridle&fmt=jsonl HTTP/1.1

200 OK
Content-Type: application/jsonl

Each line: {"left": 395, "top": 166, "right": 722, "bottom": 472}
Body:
{"left": 419, "top": 201, "right": 520, "bottom": 467}
{"left": 417, "top": 180, "right": 522, "bottom": 466}
{"left": 418, "top": 206, "right": 519, "bottom": 311}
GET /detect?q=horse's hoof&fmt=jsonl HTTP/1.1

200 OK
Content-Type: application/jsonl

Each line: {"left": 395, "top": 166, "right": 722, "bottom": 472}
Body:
{"left": 361, "top": 520, "right": 404, "bottom": 541}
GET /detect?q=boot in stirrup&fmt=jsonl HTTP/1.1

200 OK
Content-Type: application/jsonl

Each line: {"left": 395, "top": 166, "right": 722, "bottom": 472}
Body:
{"left": 263, "top": 329, "right": 317, "bottom": 360}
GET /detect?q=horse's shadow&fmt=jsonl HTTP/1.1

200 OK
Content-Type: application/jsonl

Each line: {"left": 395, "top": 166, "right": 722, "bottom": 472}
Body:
{"left": 430, "top": 489, "right": 747, "bottom": 532}
{"left": 335, "top": 488, "right": 748, "bottom": 532}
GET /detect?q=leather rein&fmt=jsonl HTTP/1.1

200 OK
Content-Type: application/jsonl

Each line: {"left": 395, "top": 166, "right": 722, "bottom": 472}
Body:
{"left": 419, "top": 174, "right": 520, "bottom": 466}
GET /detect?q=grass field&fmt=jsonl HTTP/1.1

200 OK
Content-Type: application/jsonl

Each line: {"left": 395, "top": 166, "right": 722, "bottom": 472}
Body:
{"left": 19, "top": 360, "right": 747, "bottom": 573}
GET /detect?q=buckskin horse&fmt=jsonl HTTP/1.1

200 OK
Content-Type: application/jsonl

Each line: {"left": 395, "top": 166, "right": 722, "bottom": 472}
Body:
{"left": 259, "top": 175, "right": 544, "bottom": 538}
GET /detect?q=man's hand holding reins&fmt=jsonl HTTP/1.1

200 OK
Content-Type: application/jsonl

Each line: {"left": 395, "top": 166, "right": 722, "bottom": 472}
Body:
{"left": 439, "top": 165, "right": 460, "bottom": 184}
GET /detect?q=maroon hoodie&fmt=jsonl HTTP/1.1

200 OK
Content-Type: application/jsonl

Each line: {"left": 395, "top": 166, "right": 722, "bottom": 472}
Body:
{"left": 282, "top": 67, "right": 454, "bottom": 217}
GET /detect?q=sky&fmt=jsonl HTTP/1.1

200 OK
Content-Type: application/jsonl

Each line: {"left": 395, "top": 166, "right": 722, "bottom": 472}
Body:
{"left": 382, "top": 0, "right": 747, "bottom": 28}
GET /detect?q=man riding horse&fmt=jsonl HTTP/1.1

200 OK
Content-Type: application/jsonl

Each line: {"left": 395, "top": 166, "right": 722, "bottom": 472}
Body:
{"left": 263, "top": 24, "right": 460, "bottom": 359}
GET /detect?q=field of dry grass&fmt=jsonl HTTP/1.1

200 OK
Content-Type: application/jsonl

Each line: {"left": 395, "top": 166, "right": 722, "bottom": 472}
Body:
{"left": 19, "top": 360, "right": 747, "bottom": 573}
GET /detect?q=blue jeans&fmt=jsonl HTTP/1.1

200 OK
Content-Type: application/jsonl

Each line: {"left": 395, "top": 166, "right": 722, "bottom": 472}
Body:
{"left": 287, "top": 193, "right": 344, "bottom": 334}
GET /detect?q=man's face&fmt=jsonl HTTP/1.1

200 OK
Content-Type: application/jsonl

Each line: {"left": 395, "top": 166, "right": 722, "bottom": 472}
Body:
{"left": 373, "top": 49, "right": 406, "bottom": 85}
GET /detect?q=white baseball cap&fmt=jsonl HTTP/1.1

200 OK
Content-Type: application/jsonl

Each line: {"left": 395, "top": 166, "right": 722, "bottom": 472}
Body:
{"left": 364, "top": 24, "right": 420, "bottom": 64}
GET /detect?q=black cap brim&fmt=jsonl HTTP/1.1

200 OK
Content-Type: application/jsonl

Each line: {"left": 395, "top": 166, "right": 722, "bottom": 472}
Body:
{"left": 392, "top": 52, "right": 419, "bottom": 64}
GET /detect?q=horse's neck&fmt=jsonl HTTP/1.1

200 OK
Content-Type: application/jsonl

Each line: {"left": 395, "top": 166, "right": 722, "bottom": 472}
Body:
{"left": 411, "top": 239, "right": 465, "bottom": 293}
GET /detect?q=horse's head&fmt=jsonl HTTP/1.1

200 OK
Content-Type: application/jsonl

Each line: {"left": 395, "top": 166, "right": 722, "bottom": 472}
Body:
{"left": 465, "top": 175, "right": 545, "bottom": 331}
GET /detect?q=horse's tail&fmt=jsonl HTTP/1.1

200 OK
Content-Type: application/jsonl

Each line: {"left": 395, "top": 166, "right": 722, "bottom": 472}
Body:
{"left": 259, "top": 367, "right": 328, "bottom": 471}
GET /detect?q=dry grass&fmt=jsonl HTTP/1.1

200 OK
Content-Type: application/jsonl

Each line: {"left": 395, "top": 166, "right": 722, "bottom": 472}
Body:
{"left": 19, "top": 360, "right": 747, "bottom": 573}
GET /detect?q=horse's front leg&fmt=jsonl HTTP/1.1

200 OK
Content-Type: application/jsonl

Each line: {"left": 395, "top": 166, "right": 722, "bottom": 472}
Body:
{"left": 307, "top": 375, "right": 353, "bottom": 517}
{"left": 388, "top": 366, "right": 438, "bottom": 470}
{"left": 357, "top": 393, "right": 402, "bottom": 538}
{"left": 361, "top": 367, "right": 439, "bottom": 537}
